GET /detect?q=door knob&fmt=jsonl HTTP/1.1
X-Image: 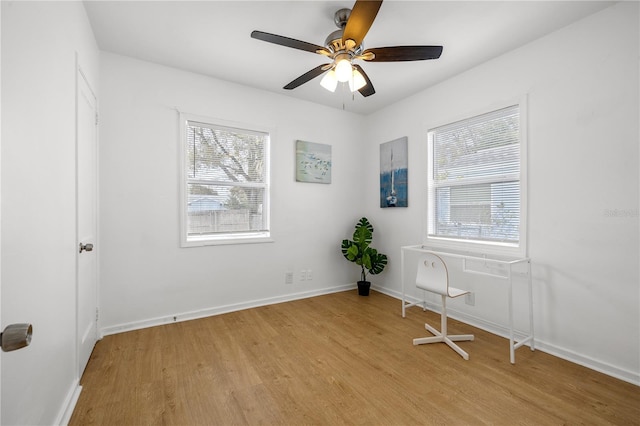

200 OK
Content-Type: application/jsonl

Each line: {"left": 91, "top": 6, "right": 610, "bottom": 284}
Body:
{"left": 79, "top": 242, "right": 94, "bottom": 253}
{"left": 1, "top": 323, "right": 33, "bottom": 352}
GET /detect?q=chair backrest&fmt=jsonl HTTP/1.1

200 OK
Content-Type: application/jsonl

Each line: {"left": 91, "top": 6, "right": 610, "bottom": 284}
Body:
{"left": 416, "top": 252, "right": 449, "bottom": 296}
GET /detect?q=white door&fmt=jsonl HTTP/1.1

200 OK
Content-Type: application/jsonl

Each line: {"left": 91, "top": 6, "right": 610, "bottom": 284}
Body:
{"left": 77, "top": 66, "right": 98, "bottom": 377}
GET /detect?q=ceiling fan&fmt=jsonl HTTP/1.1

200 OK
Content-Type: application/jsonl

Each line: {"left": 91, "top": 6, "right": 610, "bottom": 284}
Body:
{"left": 250, "top": 0, "right": 443, "bottom": 97}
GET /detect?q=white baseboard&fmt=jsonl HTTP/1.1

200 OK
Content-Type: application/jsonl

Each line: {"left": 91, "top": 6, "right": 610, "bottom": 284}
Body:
{"left": 373, "top": 285, "right": 640, "bottom": 386}
{"left": 531, "top": 340, "right": 640, "bottom": 386}
{"left": 98, "top": 283, "right": 638, "bottom": 386}
{"left": 100, "top": 283, "right": 356, "bottom": 337}
{"left": 54, "top": 380, "right": 82, "bottom": 426}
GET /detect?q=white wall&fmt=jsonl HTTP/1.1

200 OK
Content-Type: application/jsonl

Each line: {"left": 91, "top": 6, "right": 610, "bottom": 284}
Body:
{"left": 1, "top": 1, "right": 99, "bottom": 424}
{"left": 0, "top": 2, "right": 636, "bottom": 424}
{"left": 363, "top": 2, "right": 639, "bottom": 384}
{"left": 98, "top": 53, "right": 365, "bottom": 333}
{"left": 99, "top": 2, "right": 638, "bottom": 384}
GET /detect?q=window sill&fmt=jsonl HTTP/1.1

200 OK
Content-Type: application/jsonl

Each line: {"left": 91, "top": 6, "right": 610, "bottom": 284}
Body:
{"left": 424, "top": 236, "right": 525, "bottom": 258}
{"left": 181, "top": 234, "right": 274, "bottom": 248}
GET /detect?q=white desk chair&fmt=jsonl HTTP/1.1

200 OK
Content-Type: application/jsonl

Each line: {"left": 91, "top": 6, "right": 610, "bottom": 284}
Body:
{"left": 413, "top": 252, "right": 474, "bottom": 360}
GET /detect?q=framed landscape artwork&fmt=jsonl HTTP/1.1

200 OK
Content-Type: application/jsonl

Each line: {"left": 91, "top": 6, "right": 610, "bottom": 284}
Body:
{"left": 380, "top": 137, "right": 408, "bottom": 207}
{"left": 296, "top": 140, "right": 332, "bottom": 184}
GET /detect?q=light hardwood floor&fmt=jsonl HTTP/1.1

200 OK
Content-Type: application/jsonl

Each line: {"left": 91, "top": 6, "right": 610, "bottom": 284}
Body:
{"left": 70, "top": 290, "right": 640, "bottom": 425}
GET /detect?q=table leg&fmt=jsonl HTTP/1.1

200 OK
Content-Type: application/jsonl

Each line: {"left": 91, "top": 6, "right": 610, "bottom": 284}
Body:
{"left": 509, "top": 266, "right": 515, "bottom": 364}
{"left": 401, "top": 249, "right": 406, "bottom": 318}
{"left": 528, "top": 260, "right": 535, "bottom": 351}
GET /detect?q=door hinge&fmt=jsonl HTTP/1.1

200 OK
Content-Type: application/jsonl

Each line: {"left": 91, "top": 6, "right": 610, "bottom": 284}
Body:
{"left": 95, "top": 307, "right": 99, "bottom": 322}
{"left": 95, "top": 112, "right": 99, "bottom": 126}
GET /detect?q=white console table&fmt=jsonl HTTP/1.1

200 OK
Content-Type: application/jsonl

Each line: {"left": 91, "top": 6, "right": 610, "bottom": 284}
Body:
{"left": 401, "top": 245, "right": 534, "bottom": 364}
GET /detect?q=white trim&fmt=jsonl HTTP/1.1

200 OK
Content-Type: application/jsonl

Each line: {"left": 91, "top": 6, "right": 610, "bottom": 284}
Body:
{"left": 53, "top": 379, "right": 82, "bottom": 426}
{"left": 100, "top": 283, "right": 355, "bottom": 336}
{"left": 181, "top": 234, "right": 274, "bottom": 248}
{"left": 423, "top": 95, "right": 529, "bottom": 258}
{"left": 374, "top": 286, "right": 640, "bottom": 386}
{"left": 178, "top": 112, "right": 273, "bottom": 248}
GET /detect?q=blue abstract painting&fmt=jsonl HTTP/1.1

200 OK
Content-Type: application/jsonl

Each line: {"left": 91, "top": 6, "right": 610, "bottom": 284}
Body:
{"left": 296, "top": 140, "right": 331, "bottom": 184}
{"left": 380, "top": 137, "right": 408, "bottom": 207}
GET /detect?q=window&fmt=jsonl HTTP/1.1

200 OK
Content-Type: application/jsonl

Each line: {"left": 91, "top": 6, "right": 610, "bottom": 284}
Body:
{"left": 180, "top": 114, "right": 270, "bottom": 246}
{"left": 427, "top": 103, "right": 526, "bottom": 254}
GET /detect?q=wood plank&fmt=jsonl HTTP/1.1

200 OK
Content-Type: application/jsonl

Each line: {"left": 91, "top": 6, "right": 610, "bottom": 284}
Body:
{"left": 70, "top": 291, "right": 640, "bottom": 425}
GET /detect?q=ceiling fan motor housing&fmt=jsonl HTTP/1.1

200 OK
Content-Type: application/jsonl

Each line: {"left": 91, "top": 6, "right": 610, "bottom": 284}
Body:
{"left": 325, "top": 9, "right": 363, "bottom": 56}
{"left": 250, "top": 0, "right": 442, "bottom": 97}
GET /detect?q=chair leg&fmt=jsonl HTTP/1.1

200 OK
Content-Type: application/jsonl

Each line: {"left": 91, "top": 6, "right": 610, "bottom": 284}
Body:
{"left": 444, "top": 337, "right": 471, "bottom": 360}
{"left": 449, "top": 334, "right": 475, "bottom": 342}
{"left": 413, "top": 295, "right": 474, "bottom": 360}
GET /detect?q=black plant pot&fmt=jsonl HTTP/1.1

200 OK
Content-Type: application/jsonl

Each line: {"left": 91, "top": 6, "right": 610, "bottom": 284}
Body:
{"left": 357, "top": 281, "right": 371, "bottom": 296}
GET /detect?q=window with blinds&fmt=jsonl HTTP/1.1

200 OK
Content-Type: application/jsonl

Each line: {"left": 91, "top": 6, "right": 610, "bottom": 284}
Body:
{"left": 180, "top": 114, "right": 270, "bottom": 245}
{"left": 427, "top": 104, "right": 524, "bottom": 249}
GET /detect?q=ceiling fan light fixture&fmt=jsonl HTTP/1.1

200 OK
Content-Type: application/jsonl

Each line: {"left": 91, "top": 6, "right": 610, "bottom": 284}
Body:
{"left": 349, "top": 69, "right": 367, "bottom": 92}
{"left": 335, "top": 58, "right": 353, "bottom": 82}
{"left": 251, "top": 1, "right": 442, "bottom": 99}
{"left": 320, "top": 70, "right": 338, "bottom": 92}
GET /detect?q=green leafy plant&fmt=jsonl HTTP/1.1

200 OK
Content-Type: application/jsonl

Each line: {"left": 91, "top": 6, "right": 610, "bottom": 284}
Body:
{"left": 341, "top": 217, "right": 388, "bottom": 282}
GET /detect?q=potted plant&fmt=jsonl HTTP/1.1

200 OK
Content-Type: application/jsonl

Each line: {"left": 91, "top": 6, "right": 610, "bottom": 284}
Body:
{"left": 341, "top": 217, "right": 388, "bottom": 296}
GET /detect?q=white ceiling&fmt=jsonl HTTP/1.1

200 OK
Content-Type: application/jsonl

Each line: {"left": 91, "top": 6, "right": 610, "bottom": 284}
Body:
{"left": 84, "top": 0, "right": 615, "bottom": 115}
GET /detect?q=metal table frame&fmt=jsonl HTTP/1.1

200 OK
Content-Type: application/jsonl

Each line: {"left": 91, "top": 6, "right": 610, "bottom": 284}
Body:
{"left": 401, "top": 245, "right": 534, "bottom": 363}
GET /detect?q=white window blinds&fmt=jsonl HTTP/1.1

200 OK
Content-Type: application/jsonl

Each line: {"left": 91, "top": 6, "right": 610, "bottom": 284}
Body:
{"left": 184, "top": 119, "right": 269, "bottom": 241}
{"left": 428, "top": 105, "right": 521, "bottom": 245}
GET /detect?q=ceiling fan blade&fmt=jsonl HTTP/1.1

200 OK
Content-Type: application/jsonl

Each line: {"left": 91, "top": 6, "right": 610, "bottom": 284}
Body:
{"left": 283, "top": 64, "right": 331, "bottom": 90}
{"left": 352, "top": 64, "right": 375, "bottom": 97}
{"left": 251, "top": 30, "right": 331, "bottom": 56}
{"left": 342, "top": 0, "right": 383, "bottom": 50}
{"left": 361, "top": 46, "right": 443, "bottom": 62}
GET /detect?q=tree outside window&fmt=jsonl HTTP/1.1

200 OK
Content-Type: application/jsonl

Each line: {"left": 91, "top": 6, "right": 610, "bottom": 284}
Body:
{"left": 181, "top": 115, "right": 270, "bottom": 245}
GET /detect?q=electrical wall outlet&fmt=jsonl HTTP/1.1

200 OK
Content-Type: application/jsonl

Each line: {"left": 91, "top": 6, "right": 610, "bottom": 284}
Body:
{"left": 285, "top": 272, "right": 293, "bottom": 285}
{"left": 307, "top": 270, "right": 313, "bottom": 281}
{"left": 465, "top": 292, "right": 475, "bottom": 306}
{"left": 299, "top": 270, "right": 307, "bottom": 281}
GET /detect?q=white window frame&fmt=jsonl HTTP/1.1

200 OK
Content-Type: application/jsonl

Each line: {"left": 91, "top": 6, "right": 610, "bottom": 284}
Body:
{"left": 179, "top": 112, "right": 272, "bottom": 247}
{"left": 424, "top": 98, "right": 528, "bottom": 257}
